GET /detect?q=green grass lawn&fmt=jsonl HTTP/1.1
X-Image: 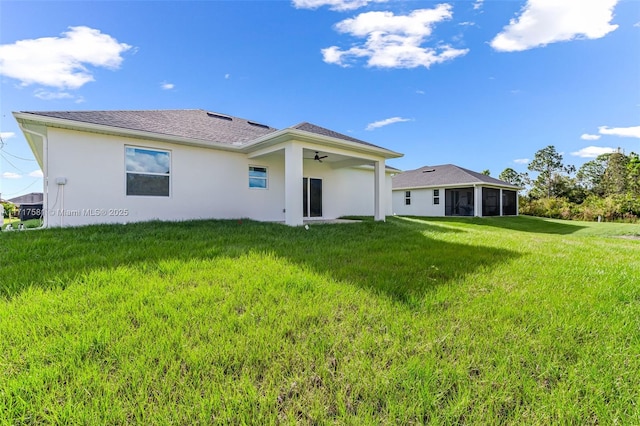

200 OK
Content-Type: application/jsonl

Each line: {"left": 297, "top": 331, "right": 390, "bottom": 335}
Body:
{"left": 2, "top": 217, "right": 19, "bottom": 229}
{"left": 1, "top": 216, "right": 639, "bottom": 424}
{"left": 2, "top": 218, "right": 42, "bottom": 231}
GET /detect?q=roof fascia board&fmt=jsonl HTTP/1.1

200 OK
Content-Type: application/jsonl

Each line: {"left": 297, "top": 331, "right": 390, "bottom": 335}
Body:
{"left": 13, "top": 112, "right": 242, "bottom": 153}
{"left": 15, "top": 121, "right": 46, "bottom": 169}
{"left": 393, "top": 183, "right": 520, "bottom": 190}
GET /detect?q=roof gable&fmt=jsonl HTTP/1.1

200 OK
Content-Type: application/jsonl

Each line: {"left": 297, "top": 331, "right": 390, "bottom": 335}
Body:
{"left": 393, "top": 164, "right": 519, "bottom": 189}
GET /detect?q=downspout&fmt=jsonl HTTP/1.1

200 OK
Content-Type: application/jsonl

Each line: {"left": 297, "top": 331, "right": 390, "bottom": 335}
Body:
{"left": 19, "top": 125, "right": 49, "bottom": 228}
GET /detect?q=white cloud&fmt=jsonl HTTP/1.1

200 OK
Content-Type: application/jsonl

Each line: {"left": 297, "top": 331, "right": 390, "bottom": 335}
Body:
{"left": 28, "top": 170, "right": 44, "bottom": 178}
{"left": 292, "top": 0, "right": 387, "bottom": 11}
{"left": 33, "top": 89, "right": 85, "bottom": 103}
{"left": 1, "top": 132, "right": 15, "bottom": 140}
{"left": 634, "top": 21, "right": 640, "bottom": 28}
{"left": 161, "top": 82, "right": 175, "bottom": 90}
{"left": 225, "top": 73, "right": 231, "bottom": 79}
{"left": 598, "top": 125, "right": 640, "bottom": 138}
{"left": 366, "top": 116, "right": 411, "bottom": 130}
{"left": 580, "top": 133, "right": 601, "bottom": 141}
{"left": 2, "top": 172, "right": 22, "bottom": 179}
{"left": 513, "top": 158, "right": 530, "bottom": 164}
{"left": 334, "top": 7, "right": 450, "bottom": 38}
{"left": 126, "top": 149, "right": 170, "bottom": 174}
{"left": 571, "top": 146, "right": 617, "bottom": 158}
{"left": 416, "top": 90, "right": 425, "bottom": 95}
{"left": 322, "top": 6, "right": 469, "bottom": 69}
{"left": 0, "top": 26, "right": 132, "bottom": 89}
{"left": 34, "top": 89, "right": 74, "bottom": 100}
{"left": 490, "top": 0, "right": 619, "bottom": 52}
{"left": 473, "top": 0, "right": 484, "bottom": 10}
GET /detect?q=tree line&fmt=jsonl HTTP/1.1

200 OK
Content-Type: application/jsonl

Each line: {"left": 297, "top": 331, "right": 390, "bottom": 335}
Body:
{"left": 497, "top": 145, "right": 640, "bottom": 222}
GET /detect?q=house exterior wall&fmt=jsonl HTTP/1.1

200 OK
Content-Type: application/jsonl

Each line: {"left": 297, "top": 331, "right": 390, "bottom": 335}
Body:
{"left": 43, "top": 128, "right": 390, "bottom": 227}
{"left": 45, "top": 128, "right": 287, "bottom": 226}
{"left": 392, "top": 188, "right": 444, "bottom": 216}
{"left": 392, "top": 185, "right": 518, "bottom": 217}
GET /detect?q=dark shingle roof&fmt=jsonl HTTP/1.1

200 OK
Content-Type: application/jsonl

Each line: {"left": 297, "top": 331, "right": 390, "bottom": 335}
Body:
{"left": 18, "top": 110, "right": 278, "bottom": 145}
{"left": 19, "top": 110, "right": 399, "bottom": 154}
{"left": 393, "top": 164, "right": 519, "bottom": 189}
{"left": 8, "top": 192, "right": 44, "bottom": 205}
{"left": 292, "top": 122, "right": 385, "bottom": 149}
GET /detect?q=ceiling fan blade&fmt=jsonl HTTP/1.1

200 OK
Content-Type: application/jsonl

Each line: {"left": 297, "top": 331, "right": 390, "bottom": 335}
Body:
{"left": 314, "top": 152, "right": 328, "bottom": 162}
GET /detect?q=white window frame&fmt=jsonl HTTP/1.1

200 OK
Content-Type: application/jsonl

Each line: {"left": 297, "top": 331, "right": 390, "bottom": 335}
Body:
{"left": 405, "top": 190, "right": 411, "bottom": 205}
{"left": 249, "top": 165, "right": 268, "bottom": 190}
{"left": 125, "top": 145, "right": 172, "bottom": 197}
{"left": 433, "top": 189, "right": 440, "bottom": 205}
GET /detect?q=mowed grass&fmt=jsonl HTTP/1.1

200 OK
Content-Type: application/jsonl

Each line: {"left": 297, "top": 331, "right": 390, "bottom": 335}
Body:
{"left": 1, "top": 216, "right": 639, "bottom": 424}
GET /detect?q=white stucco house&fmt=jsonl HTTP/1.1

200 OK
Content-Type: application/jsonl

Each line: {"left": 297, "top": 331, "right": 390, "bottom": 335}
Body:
{"left": 392, "top": 164, "right": 519, "bottom": 217}
{"left": 13, "top": 109, "right": 402, "bottom": 227}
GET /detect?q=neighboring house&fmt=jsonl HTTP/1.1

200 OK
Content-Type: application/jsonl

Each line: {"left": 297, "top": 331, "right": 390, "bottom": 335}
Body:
{"left": 392, "top": 164, "right": 520, "bottom": 217}
{"left": 8, "top": 192, "right": 44, "bottom": 222}
{"left": 8, "top": 192, "right": 43, "bottom": 205}
{"left": 14, "top": 110, "right": 402, "bottom": 227}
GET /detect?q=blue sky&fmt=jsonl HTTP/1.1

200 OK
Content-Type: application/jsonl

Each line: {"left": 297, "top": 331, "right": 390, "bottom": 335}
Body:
{"left": 1, "top": 0, "right": 639, "bottom": 199}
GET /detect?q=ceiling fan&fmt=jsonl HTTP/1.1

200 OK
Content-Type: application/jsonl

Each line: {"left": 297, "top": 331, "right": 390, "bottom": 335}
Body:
{"left": 314, "top": 152, "right": 328, "bottom": 162}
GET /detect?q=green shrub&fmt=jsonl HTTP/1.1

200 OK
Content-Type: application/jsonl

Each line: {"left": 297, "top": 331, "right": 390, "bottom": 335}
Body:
{"left": 522, "top": 196, "right": 639, "bottom": 223}
{"left": 1, "top": 202, "right": 17, "bottom": 219}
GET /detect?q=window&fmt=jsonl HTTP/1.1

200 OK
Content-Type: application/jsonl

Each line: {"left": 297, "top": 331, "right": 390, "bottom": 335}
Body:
{"left": 405, "top": 191, "right": 411, "bottom": 205}
{"left": 249, "top": 166, "right": 268, "bottom": 189}
{"left": 433, "top": 189, "right": 440, "bottom": 205}
{"left": 125, "top": 146, "right": 170, "bottom": 196}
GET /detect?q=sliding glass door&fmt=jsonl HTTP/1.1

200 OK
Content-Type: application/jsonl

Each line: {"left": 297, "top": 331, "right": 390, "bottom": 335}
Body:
{"left": 303, "top": 178, "right": 322, "bottom": 218}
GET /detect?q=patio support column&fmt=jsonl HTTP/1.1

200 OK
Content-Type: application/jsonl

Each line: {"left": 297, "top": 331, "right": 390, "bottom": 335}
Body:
{"left": 284, "top": 143, "right": 303, "bottom": 226}
{"left": 499, "top": 188, "right": 504, "bottom": 216}
{"left": 374, "top": 159, "right": 385, "bottom": 221}
{"left": 475, "top": 185, "right": 482, "bottom": 217}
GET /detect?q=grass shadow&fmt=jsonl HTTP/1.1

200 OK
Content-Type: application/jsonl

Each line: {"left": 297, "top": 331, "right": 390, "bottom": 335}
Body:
{"left": 275, "top": 218, "right": 517, "bottom": 303}
{"left": 0, "top": 218, "right": 519, "bottom": 304}
{"left": 406, "top": 215, "right": 587, "bottom": 235}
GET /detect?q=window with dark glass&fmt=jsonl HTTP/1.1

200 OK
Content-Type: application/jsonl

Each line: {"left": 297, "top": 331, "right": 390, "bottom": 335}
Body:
{"left": 405, "top": 190, "right": 411, "bottom": 205}
{"left": 249, "top": 166, "right": 268, "bottom": 189}
{"left": 125, "top": 146, "right": 170, "bottom": 196}
{"left": 433, "top": 189, "right": 440, "bottom": 205}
